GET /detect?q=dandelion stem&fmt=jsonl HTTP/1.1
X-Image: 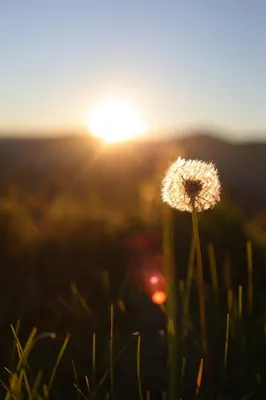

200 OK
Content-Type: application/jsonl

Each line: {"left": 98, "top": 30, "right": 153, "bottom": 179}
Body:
{"left": 191, "top": 208, "right": 213, "bottom": 399}
{"left": 191, "top": 208, "right": 208, "bottom": 358}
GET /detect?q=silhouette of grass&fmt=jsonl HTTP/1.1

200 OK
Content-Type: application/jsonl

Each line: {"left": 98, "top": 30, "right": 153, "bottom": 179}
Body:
{"left": 1, "top": 238, "right": 264, "bottom": 399}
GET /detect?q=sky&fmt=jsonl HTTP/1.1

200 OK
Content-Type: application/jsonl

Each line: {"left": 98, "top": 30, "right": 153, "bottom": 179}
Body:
{"left": 1, "top": 0, "right": 266, "bottom": 140}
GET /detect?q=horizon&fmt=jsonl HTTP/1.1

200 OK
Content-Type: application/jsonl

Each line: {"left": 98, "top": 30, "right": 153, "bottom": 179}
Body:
{"left": 1, "top": 1, "right": 266, "bottom": 140}
{"left": 0, "top": 127, "right": 265, "bottom": 145}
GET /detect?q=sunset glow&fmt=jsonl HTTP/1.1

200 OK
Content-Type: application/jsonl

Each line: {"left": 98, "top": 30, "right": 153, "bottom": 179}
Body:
{"left": 87, "top": 98, "right": 147, "bottom": 143}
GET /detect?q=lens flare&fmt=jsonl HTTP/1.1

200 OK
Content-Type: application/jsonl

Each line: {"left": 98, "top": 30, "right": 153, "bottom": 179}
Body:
{"left": 149, "top": 275, "right": 159, "bottom": 284}
{"left": 152, "top": 291, "right": 167, "bottom": 305}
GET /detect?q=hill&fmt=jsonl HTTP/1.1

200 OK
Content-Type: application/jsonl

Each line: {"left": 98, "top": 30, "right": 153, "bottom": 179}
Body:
{"left": 1, "top": 132, "right": 265, "bottom": 206}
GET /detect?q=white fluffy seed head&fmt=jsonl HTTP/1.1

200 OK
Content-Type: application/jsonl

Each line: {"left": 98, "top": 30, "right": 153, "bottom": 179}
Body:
{"left": 161, "top": 157, "right": 221, "bottom": 212}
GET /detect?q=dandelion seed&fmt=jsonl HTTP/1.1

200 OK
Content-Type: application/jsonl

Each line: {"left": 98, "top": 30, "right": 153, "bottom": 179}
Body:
{"left": 161, "top": 157, "right": 221, "bottom": 212}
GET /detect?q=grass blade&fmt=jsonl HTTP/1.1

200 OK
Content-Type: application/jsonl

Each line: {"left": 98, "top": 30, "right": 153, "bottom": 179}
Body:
{"left": 224, "top": 313, "right": 230, "bottom": 373}
{"left": 136, "top": 334, "right": 143, "bottom": 400}
{"left": 196, "top": 358, "right": 204, "bottom": 396}
{"left": 85, "top": 375, "right": 90, "bottom": 396}
{"left": 92, "top": 333, "right": 96, "bottom": 392}
{"left": 47, "top": 333, "right": 70, "bottom": 394}
{"left": 246, "top": 241, "right": 253, "bottom": 314}
{"left": 238, "top": 285, "right": 243, "bottom": 319}
{"left": 207, "top": 243, "right": 219, "bottom": 308}
{"left": 30, "top": 370, "right": 43, "bottom": 399}
{"left": 72, "top": 360, "right": 80, "bottom": 400}
{"left": 224, "top": 256, "right": 231, "bottom": 291}
{"left": 10, "top": 320, "right": 21, "bottom": 369}
{"left": 109, "top": 304, "right": 114, "bottom": 398}
{"left": 16, "top": 327, "right": 38, "bottom": 372}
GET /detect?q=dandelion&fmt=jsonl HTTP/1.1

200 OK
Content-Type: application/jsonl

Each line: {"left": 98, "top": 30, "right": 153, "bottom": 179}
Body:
{"left": 161, "top": 157, "right": 221, "bottom": 212}
{"left": 161, "top": 157, "right": 221, "bottom": 397}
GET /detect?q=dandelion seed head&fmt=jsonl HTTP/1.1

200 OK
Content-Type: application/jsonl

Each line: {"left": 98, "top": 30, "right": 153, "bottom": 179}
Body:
{"left": 161, "top": 157, "right": 221, "bottom": 212}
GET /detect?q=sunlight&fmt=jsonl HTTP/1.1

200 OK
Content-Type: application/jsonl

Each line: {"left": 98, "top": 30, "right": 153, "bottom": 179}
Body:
{"left": 86, "top": 98, "right": 147, "bottom": 143}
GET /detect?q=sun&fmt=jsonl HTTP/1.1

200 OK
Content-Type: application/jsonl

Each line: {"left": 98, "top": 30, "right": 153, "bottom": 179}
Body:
{"left": 87, "top": 98, "right": 147, "bottom": 143}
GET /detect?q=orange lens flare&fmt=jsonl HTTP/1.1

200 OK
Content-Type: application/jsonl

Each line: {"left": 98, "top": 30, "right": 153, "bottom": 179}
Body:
{"left": 152, "top": 291, "right": 167, "bottom": 305}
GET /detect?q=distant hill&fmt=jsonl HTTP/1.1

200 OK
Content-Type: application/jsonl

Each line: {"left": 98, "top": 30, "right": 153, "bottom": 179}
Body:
{"left": 1, "top": 132, "right": 266, "bottom": 207}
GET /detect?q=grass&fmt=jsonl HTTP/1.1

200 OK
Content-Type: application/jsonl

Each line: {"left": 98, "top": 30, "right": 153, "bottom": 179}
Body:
{"left": 1, "top": 234, "right": 266, "bottom": 399}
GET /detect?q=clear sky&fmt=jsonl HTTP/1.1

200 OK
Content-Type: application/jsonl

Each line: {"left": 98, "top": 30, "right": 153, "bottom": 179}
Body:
{"left": 1, "top": 0, "right": 266, "bottom": 140}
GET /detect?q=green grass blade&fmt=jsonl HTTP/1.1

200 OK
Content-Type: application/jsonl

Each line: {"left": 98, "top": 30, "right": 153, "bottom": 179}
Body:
{"left": 16, "top": 327, "right": 38, "bottom": 372}
{"left": 10, "top": 321, "right": 20, "bottom": 369}
{"left": 30, "top": 370, "right": 43, "bottom": 399}
{"left": 47, "top": 333, "right": 70, "bottom": 394}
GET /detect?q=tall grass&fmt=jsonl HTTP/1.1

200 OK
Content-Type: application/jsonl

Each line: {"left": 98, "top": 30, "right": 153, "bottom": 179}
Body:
{"left": 2, "top": 237, "right": 265, "bottom": 399}
{"left": 4, "top": 326, "right": 69, "bottom": 400}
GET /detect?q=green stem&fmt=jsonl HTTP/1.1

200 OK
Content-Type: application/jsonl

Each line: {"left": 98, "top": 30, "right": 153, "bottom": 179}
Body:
{"left": 192, "top": 209, "right": 214, "bottom": 399}
{"left": 191, "top": 209, "right": 208, "bottom": 358}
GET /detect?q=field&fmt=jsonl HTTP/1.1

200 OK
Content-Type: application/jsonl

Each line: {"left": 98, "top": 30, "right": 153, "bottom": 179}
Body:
{"left": 0, "top": 135, "right": 266, "bottom": 399}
